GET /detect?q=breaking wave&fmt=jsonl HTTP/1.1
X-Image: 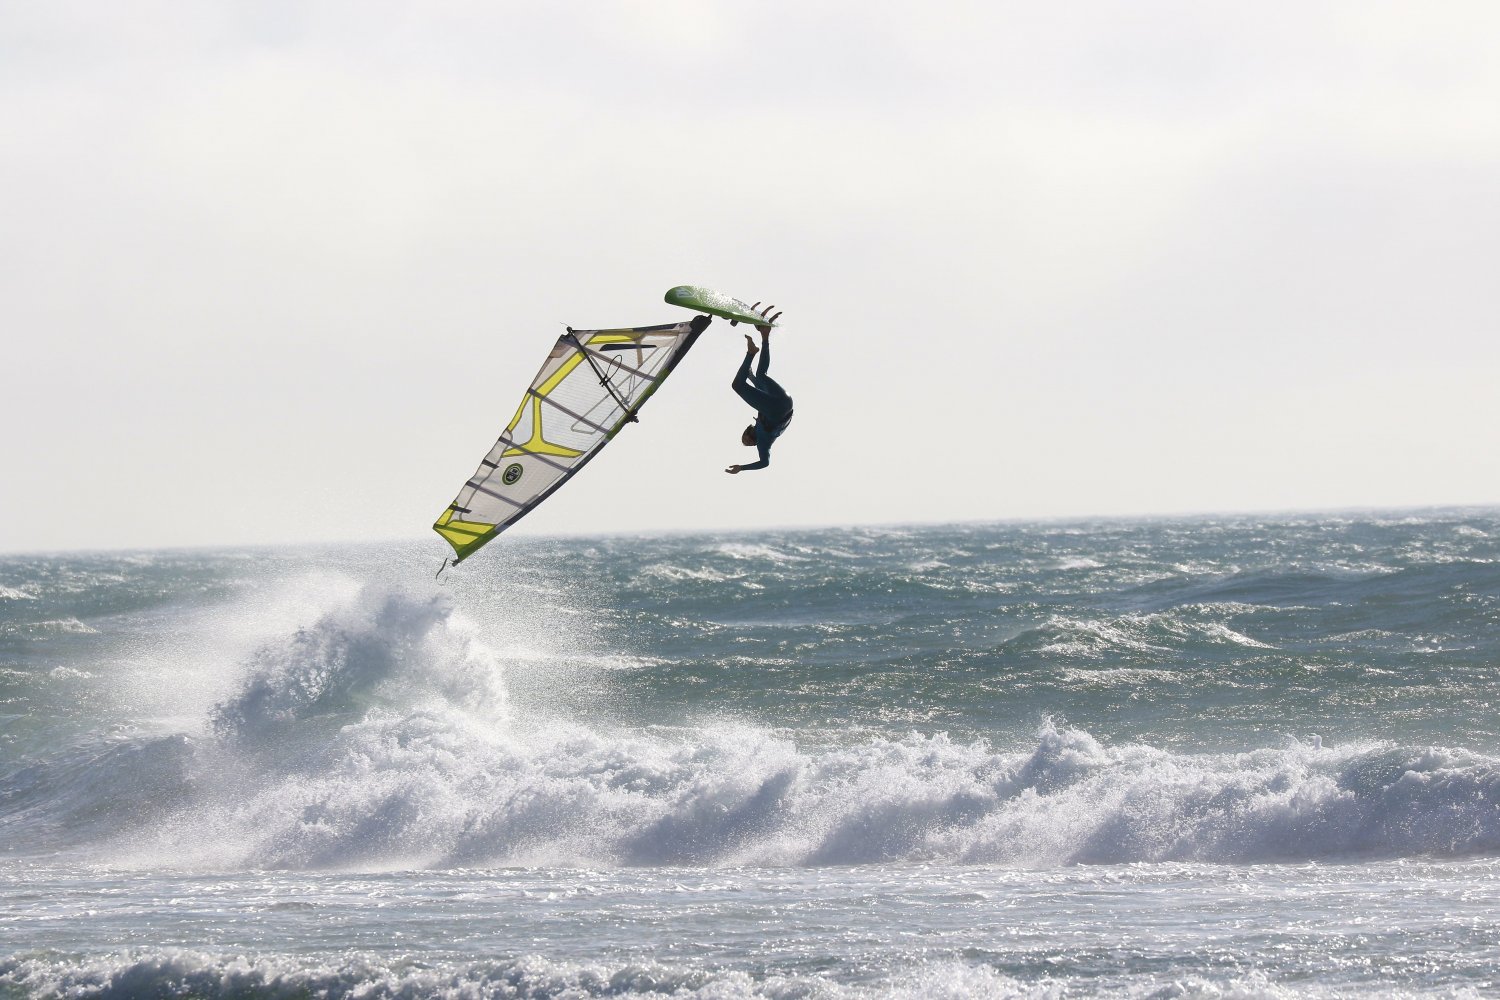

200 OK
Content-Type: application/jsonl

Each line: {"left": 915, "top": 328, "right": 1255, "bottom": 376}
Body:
{"left": 0, "top": 951, "right": 1051, "bottom": 1000}
{"left": 120, "top": 712, "right": 1500, "bottom": 869}
{"left": 5, "top": 573, "right": 1500, "bottom": 873}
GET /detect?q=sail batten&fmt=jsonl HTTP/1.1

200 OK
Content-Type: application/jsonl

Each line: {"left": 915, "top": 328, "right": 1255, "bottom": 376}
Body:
{"left": 433, "top": 320, "right": 704, "bottom": 562}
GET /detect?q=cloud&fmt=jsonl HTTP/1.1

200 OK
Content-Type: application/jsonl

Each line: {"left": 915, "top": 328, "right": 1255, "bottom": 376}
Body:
{"left": 2, "top": 1, "right": 1497, "bottom": 552}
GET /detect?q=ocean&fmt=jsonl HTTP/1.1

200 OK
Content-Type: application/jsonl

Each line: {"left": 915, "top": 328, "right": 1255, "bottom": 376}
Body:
{"left": 3, "top": 510, "right": 1500, "bottom": 998}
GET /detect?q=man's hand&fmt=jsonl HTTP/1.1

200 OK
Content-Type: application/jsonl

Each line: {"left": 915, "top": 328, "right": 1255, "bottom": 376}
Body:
{"left": 725, "top": 464, "right": 742, "bottom": 474}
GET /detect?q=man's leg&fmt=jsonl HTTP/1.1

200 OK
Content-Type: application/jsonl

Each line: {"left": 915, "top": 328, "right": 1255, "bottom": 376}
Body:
{"left": 733, "top": 351, "right": 776, "bottom": 410}
{"left": 751, "top": 331, "right": 789, "bottom": 400}
{"left": 734, "top": 381, "right": 777, "bottom": 411}
{"left": 753, "top": 373, "right": 789, "bottom": 401}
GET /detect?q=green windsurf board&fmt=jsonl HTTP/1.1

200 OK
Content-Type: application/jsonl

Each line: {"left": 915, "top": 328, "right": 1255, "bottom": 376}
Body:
{"left": 664, "top": 285, "right": 781, "bottom": 327}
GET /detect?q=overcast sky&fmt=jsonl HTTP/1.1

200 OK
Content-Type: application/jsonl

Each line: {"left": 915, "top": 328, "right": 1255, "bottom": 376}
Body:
{"left": 2, "top": 1, "right": 1497, "bottom": 554}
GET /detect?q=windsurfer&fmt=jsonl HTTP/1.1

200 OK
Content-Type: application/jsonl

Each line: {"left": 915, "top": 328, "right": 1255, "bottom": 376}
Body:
{"left": 726, "top": 324, "right": 793, "bottom": 474}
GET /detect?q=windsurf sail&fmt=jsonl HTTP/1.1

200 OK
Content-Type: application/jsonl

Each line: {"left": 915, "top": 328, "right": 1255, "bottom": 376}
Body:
{"left": 433, "top": 320, "right": 706, "bottom": 563}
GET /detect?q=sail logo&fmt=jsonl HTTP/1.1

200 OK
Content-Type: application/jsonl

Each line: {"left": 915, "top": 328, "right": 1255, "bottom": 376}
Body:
{"left": 502, "top": 463, "right": 524, "bottom": 486}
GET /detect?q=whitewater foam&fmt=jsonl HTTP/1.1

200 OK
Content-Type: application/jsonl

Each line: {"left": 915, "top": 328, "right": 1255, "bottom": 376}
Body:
{"left": 103, "top": 703, "right": 1500, "bottom": 871}
{"left": 0, "top": 950, "right": 1064, "bottom": 1000}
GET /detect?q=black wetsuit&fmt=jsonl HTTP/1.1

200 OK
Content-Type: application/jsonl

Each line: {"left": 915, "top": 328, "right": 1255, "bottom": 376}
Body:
{"left": 731, "top": 338, "right": 793, "bottom": 471}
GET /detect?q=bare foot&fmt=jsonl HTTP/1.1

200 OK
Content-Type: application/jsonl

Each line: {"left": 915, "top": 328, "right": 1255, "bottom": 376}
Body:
{"left": 744, "top": 334, "right": 758, "bottom": 355}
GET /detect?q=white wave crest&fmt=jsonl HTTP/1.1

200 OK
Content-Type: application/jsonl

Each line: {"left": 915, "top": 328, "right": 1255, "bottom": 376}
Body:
{"left": 119, "top": 711, "right": 1500, "bottom": 872}
{"left": 635, "top": 563, "right": 739, "bottom": 584}
{"left": 1028, "top": 612, "right": 1275, "bottom": 658}
{"left": 712, "top": 542, "right": 807, "bottom": 564}
{"left": 30, "top": 617, "right": 99, "bottom": 634}
{"left": 0, "top": 950, "right": 1055, "bottom": 1000}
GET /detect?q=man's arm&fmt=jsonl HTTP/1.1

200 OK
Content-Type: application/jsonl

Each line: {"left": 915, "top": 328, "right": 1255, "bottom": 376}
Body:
{"left": 726, "top": 433, "right": 771, "bottom": 474}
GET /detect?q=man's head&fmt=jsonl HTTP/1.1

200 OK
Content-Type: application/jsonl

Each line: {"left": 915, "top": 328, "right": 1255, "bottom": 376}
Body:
{"left": 742, "top": 425, "right": 756, "bottom": 447}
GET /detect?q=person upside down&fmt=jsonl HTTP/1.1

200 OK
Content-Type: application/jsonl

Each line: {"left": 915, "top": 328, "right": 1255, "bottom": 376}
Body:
{"left": 726, "top": 321, "right": 793, "bottom": 474}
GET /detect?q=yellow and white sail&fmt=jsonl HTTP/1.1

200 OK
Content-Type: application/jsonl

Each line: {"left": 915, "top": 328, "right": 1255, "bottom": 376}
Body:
{"left": 434, "top": 320, "right": 705, "bottom": 563}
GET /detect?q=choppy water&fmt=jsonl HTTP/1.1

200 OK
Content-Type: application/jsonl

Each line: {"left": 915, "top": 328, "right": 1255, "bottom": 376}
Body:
{"left": 3, "top": 510, "right": 1500, "bottom": 997}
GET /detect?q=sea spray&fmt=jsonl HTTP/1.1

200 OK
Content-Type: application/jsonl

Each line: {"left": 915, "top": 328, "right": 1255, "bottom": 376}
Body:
{"left": 208, "top": 584, "right": 495, "bottom": 739}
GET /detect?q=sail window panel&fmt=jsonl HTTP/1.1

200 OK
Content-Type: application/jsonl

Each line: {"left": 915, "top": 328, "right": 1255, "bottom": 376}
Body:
{"left": 527, "top": 399, "right": 606, "bottom": 454}
{"left": 500, "top": 401, "right": 537, "bottom": 453}
{"left": 545, "top": 386, "right": 623, "bottom": 436}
